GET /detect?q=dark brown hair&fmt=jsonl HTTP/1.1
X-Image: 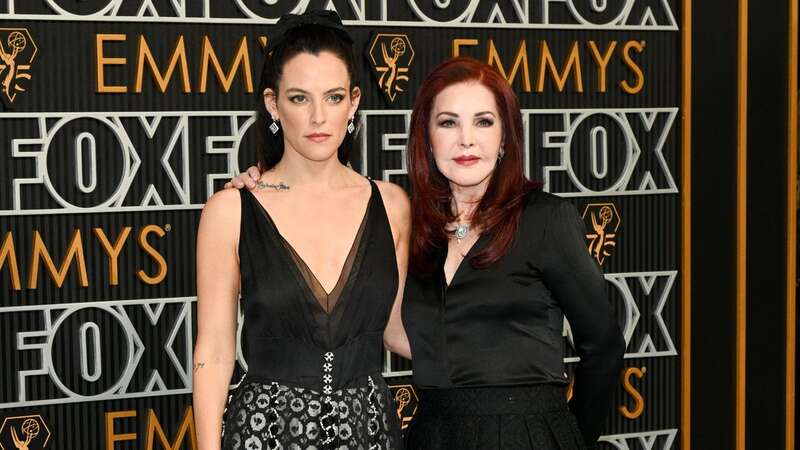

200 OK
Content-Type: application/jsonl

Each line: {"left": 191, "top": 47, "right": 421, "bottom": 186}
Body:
{"left": 254, "top": 15, "right": 360, "bottom": 170}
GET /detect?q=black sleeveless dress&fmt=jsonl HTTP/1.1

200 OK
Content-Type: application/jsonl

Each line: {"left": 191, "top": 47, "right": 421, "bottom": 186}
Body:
{"left": 222, "top": 180, "right": 403, "bottom": 450}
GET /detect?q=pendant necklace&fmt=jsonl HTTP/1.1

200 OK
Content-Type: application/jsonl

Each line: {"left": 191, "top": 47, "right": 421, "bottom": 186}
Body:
{"left": 454, "top": 222, "right": 470, "bottom": 243}
{"left": 453, "top": 203, "right": 471, "bottom": 244}
{"left": 453, "top": 199, "right": 476, "bottom": 244}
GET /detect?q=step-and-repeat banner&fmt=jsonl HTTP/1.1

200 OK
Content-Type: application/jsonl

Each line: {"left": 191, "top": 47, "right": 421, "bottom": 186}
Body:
{"left": 0, "top": 1, "right": 681, "bottom": 449}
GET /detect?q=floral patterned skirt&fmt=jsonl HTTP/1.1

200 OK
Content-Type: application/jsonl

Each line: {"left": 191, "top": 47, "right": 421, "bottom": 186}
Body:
{"left": 222, "top": 376, "right": 403, "bottom": 450}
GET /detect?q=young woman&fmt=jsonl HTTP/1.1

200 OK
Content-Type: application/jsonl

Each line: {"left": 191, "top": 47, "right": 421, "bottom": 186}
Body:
{"left": 194, "top": 11, "right": 409, "bottom": 450}
{"left": 230, "top": 57, "right": 625, "bottom": 450}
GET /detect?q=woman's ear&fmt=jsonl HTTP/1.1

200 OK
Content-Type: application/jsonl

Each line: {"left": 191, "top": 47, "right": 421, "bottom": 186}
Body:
{"left": 348, "top": 86, "right": 362, "bottom": 118}
{"left": 263, "top": 88, "right": 279, "bottom": 120}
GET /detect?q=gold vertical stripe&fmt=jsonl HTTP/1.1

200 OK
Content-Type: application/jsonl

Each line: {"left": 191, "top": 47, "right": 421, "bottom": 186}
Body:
{"left": 681, "top": 0, "right": 692, "bottom": 449}
{"left": 736, "top": 0, "right": 748, "bottom": 448}
{"left": 786, "top": 0, "right": 797, "bottom": 448}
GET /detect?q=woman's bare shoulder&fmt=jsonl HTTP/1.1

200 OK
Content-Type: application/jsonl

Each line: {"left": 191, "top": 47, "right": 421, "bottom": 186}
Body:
{"left": 373, "top": 180, "right": 410, "bottom": 215}
{"left": 199, "top": 188, "right": 242, "bottom": 232}
{"left": 372, "top": 180, "right": 410, "bottom": 240}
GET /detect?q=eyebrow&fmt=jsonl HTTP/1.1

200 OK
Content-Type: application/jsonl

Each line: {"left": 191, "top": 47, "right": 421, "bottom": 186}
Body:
{"left": 284, "top": 87, "right": 347, "bottom": 95}
{"left": 435, "top": 111, "right": 497, "bottom": 118}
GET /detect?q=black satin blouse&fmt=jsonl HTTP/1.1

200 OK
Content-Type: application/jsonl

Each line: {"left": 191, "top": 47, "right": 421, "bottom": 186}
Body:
{"left": 402, "top": 190, "right": 625, "bottom": 444}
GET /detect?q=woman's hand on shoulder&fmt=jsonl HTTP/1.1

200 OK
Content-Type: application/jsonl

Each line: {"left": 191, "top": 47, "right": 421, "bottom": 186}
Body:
{"left": 223, "top": 165, "right": 262, "bottom": 190}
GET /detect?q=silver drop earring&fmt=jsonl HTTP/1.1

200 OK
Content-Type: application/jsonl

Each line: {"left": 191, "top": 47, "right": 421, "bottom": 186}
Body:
{"left": 347, "top": 116, "right": 355, "bottom": 134}
{"left": 498, "top": 147, "right": 505, "bottom": 162}
{"left": 269, "top": 117, "right": 280, "bottom": 134}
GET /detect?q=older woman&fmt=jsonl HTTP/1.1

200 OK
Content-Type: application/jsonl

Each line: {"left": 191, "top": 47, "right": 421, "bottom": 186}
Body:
{"left": 401, "top": 57, "right": 624, "bottom": 450}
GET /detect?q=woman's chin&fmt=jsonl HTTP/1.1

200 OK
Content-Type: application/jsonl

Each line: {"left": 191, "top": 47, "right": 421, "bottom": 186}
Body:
{"left": 442, "top": 170, "right": 494, "bottom": 190}
{"left": 293, "top": 148, "right": 341, "bottom": 163}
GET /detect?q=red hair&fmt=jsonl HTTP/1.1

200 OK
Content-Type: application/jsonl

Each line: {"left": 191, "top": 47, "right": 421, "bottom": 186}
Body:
{"left": 408, "top": 57, "right": 541, "bottom": 275}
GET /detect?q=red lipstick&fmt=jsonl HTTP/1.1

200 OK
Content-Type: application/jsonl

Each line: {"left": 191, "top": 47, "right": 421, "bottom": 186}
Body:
{"left": 453, "top": 155, "right": 480, "bottom": 166}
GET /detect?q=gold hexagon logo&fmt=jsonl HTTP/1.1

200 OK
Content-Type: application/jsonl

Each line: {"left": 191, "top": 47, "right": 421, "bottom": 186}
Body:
{"left": 388, "top": 384, "right": 419, "bottom": 430}
{"left": 367, "top": 33, "right": 414, "bottom": 103}
{"left": 582, "top": 203, "right": 621, "bottom": 266}
{"left": 0, "top": 28, "right": 38, "bottom": 104}
{"left": 0, "top": 414, "right": 51, "bottom": 450}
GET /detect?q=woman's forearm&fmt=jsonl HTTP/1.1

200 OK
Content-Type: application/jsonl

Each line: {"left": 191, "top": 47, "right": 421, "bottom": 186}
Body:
{"left": 193, "top": 356, "right": 236, "bottom": 450}
{"left": 194, "top": 189, "right": 242, "bottom": 449}
{"left": 384, "top": 324, "right": 411, "bottom": 360}
{"left": 384, "top": 297, "right": 411, "bottom": 360}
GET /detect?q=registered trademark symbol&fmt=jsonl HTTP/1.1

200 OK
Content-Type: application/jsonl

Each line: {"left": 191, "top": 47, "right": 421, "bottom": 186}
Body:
{"left": 164, "top": 224, "right": 172, "bottom": 232}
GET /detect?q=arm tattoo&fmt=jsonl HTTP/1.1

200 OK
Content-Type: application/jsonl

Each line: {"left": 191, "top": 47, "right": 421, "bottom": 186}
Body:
{"left": 193, "top": 362, "right": 206, "bottom": 372}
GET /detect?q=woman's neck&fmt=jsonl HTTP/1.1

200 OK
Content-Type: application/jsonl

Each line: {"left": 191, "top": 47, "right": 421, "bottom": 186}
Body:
{"left": 263, "top": 147, "right": 352, "bottom": 190}
{"left": 449, "top": 179, "right": 490, "bottom": 222}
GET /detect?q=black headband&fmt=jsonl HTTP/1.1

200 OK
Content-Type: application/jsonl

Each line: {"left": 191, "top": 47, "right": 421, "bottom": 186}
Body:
{"left": 264, "top": 10, "right": 353, "bottom": 55}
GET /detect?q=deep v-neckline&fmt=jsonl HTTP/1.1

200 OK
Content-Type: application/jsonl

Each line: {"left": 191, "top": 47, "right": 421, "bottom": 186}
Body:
{"left": 246, "top": 182, "right": 374, "bottom": 314}
{"left": 442, "top": 232, "right": 488, "bottom": 288}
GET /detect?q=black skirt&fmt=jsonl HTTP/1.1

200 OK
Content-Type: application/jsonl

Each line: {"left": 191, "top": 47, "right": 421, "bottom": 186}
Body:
{"left": 405, "top": 384, "right": 587, "bottom": 450}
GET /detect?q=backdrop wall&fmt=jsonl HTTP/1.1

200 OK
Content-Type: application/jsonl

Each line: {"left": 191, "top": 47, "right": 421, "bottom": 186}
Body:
{"left": 0, "top": 1, "right": 736, "bottom": 449}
